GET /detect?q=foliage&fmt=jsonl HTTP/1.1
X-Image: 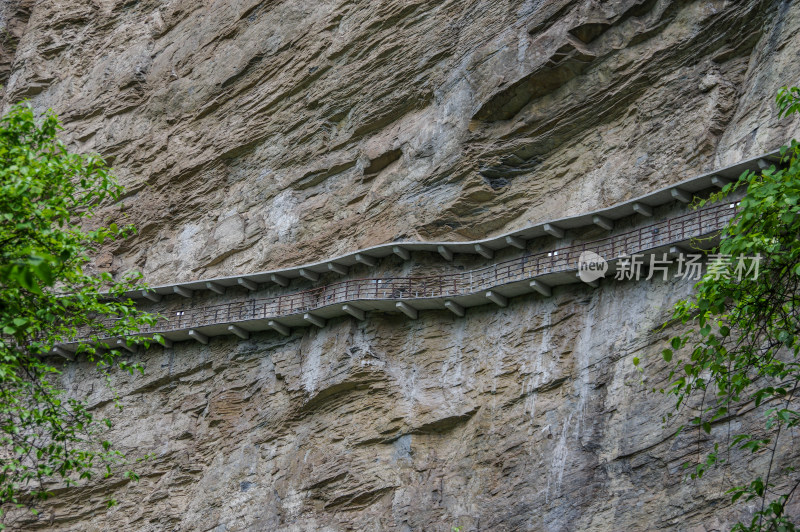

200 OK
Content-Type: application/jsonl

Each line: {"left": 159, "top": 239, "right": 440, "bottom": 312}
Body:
{"left": 655, "top": 86, "right": 800, "bottom": 530}
{"left": 778, "top": 86, "right": 800, "bottom": 119}
{"left": 0, "top": 103, "right": 154, "bottom": 526}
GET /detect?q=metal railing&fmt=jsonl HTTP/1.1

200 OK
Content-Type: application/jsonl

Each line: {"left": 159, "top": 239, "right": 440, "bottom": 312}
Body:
{"left": 81, "top": 201, "right": 738, "bottom": 339}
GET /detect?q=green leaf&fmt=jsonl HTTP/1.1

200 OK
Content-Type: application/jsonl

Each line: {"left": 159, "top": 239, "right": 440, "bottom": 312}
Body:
{"left": 0, "top": 102, "right": 153, "bottom": 520}
{"left": 33, "top": 260, "right": 54, "bottom": 286}
{"left": 657, "top": 86, "right": 800, "bottom": 529}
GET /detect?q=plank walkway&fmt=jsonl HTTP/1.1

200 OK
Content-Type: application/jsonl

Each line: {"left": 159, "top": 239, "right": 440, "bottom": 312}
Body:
{"left": 70, "top": 199, "right": 738, "bottom": 350}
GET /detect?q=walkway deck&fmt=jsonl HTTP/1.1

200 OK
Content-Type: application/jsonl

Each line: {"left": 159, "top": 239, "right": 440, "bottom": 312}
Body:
{"left": 68, "top": 198, "right": 741, "bottom": 351}
{"left": 122, "top": 151, "right": 777, "bottom": 301}
{"left": 53, "top": 150, "right": 779, "bottom": 353}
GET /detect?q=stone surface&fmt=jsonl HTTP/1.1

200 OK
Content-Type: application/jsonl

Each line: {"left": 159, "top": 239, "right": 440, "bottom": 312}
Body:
{"left": 16, "top": 275, "right": 800, "bottom": 531}
{"left": 1, "top": 0, "right": 800, "bottom": 530}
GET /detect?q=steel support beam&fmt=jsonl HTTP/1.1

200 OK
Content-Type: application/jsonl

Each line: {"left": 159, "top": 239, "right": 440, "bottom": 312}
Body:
{"left": 355, "top": 253, "right": 377, "bottom": 267}
{"left": 156, "top": 336, "right": 173, "bottom": 348}
{"left": 505, "top": 235, "right": 526, "bottom": 249}
{"left": 543, "top": 223, "right": 564, "bottom": 238}
{"left": 188, "top": 329, "right": 208, "bottom": 344}
{"left": 392, "top": 246, "right": 411, "bottom": 260}
{"left": 328, "top": 262, "right": 348, "bottom": 275}
{"left": 530, "top": 280, "right": 552, "bottom": 297}
{"left": 52, "top": 346, "right": 75, "bottom": 360}
{"left": 396, "top": 301, "right": 418, "bottom": 319}
{"left": 298, "top": 268, "right": 319, "bottom": 282}
{"left": 141, "top": 290, "right": 161, "bottom": 302}
{"left": 205, "top": 282, "right": 225, "bottom": 295}
{"left": 304, "top": 313, "right": 326, "bottom": 328}
{"left": 173, "top": 286, "right": 193, "bottom": 298}
{"left": 227, "top": 324, "right": 250, "bottom": 340}
{"left": 668, "top": 245, "right": 686, "bottom": 256}
{"left": 444, "top": 300, "right": 465, "bottom": 317}
{"left": 116, "top": 339, "right": 137, "bottom": 353}
{"left": 237, "top": 277, "right": 258, "bottom": 291}
{"left": 270, "top": 273, "right": 289, "bottom": 287}
{"left": 592, "top": 215, "right": 614, "bottom": 231}
{"left": 268, "top": 320, "right": 290, "bottom": 336}
{"left": 474, "top": 244, "right": 494, "bottom": 259}
{"left": 342, "top": 304, "right": 365, "bottom": 320}
{"left": 711, "top": 175, "right": 731, "bottom": 188}
{"left": 670, "top": 188, "right": 691, "bottom": 204}
{"left": 486, "top": 291, "right": 508, "bottom": 307}
{"left": 632, "top": 203, "right": 653, "bottom": 217}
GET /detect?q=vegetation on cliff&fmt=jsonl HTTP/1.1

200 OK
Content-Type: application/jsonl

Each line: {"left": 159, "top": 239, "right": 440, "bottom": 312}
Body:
{"left": 0, "top": 104, "right": 152, "bottom": 526}
{"left": 657, "top": 87, "right": 800, "bottom": 530}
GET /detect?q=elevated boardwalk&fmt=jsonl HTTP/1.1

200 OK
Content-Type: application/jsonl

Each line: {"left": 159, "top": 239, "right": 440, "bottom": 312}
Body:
{"left": 123, "top": 151, "right": 776, "bottom": 301}
{"left": 61, "top": 151, "right": 778, "bottom": 352}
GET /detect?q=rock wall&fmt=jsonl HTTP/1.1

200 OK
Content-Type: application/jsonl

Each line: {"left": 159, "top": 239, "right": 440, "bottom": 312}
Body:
{"left": 2, "top": 0, "right": 800, "bottom": 530}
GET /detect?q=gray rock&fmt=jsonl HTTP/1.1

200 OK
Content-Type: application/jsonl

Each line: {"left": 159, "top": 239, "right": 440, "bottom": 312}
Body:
{"left": 2, "top": 0, "right": 799, "bottom": 529}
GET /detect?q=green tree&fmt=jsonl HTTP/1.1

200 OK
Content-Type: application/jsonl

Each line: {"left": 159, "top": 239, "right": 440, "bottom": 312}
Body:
{"left": 656, "top": 87, "right": 800, "bottom": 531}
{"left": 0, "top": 103, "right": 154, "bottom": 526}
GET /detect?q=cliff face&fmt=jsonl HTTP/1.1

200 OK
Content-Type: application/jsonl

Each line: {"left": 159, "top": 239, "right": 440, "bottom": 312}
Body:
{"left": 2, "top": 0, "right": 800, "bottom": 530}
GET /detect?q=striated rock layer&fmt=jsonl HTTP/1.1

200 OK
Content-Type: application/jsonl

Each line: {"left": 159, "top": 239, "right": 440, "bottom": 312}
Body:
{"left": 1, "top": 0, "right": 800, "bottom": 530}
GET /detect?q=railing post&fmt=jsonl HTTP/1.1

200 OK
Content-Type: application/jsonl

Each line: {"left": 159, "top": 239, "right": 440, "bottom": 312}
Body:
{"left": 638, "top": 225, "right": 641, "bottom": 253}
{"left": 73, "top": 203, "right": 738, "bottom": 345}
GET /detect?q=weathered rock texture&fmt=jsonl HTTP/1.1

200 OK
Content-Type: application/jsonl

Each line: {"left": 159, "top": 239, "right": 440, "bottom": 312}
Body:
{"left": 2, "top": 0, "right": 800, "bottom": 530}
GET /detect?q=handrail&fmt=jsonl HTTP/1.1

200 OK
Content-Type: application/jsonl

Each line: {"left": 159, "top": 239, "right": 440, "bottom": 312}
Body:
{"left": 122, "top": 150, "right": 778, "bottom": 299}
{"left": 80, "top": 201, "right": 737, "bottom": 341}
